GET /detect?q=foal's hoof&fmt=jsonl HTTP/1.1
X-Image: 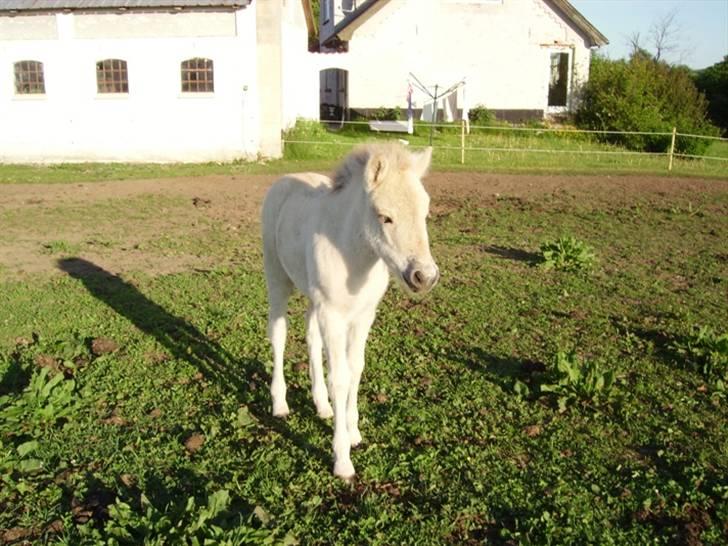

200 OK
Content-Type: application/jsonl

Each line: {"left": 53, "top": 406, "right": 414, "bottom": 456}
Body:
{"left": 333, "top": 460, "right": 356, "bottom": 481}
{"left": 317, "top": 404, "right": 334, "bottom": 419}
{"left": 349, "top": 430, "right": 362, "bottom": 448}
{"left": 272, "top": 401, "right": 290, "bottom": 418}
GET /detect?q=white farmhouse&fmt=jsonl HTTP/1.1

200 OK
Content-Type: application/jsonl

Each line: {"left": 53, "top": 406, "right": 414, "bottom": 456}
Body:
{"left": 0, "top": 0, "right": 315, "bottom": 163}
{"left": 317, "top": 0, "right": 608, "bottom": 122}
{"left": 1, "top": 0, "right": 608, "bottom": 163}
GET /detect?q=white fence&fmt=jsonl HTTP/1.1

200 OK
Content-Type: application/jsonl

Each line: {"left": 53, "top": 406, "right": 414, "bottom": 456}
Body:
{"left": 282, "top": 120, "right": 728, "bottom": 172}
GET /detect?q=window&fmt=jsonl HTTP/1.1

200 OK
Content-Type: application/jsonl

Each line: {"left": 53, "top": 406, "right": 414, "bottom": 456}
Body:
{"left": 548, "top": 52, "right": 569, "bottom": 107}
{"left": 96, "top": 59, "right": 129, "bottom": 94}
{"left": 323, "top": 0, "right": 332, "bottom": 23}
{"left": 14, "top": 60, "right": 45, "bottom": 94}
{"left": 181, "top": 58, "right": 214, "bottom": 93}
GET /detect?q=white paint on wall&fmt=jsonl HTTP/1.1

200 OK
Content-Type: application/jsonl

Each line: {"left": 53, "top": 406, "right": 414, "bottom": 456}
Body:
{"left": 0, "top": 14, "right": 57, "bottom": 40}
{"left": 74, "top": 11, "right": 237, "bottom": 39}
{"left": 325, "top": 0, "right": 594, "bottom": 115}
{"left": 0, "top": 7, "right": 262, "bottom": 163}
{"left": 281, "top": 0, "right": 320, "bottom": 128}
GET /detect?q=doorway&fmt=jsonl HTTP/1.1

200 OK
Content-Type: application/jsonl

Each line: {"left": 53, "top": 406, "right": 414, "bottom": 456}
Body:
{"left": 320, "top": 68, "right": 348, "bottom": 122}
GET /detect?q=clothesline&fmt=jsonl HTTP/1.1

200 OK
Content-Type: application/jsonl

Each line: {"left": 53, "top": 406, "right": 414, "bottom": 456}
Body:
{"left": 406, "top": 73, "right": 469, "bottom": 125}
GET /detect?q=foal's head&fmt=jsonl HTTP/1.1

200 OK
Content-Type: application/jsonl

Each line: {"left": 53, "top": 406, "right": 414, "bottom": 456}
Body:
{"left": 353, "top": 143, "right": 440, "bottom": 294}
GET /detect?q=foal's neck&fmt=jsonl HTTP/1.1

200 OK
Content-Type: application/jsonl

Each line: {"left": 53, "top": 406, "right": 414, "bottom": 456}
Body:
{"left": 331, "top": 182, "right": 380, "bottom": 268}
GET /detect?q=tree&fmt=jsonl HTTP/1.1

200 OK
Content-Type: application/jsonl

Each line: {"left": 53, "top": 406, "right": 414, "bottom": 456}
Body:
{"left": 649, "top": 10, "right": 681, "bottom": 62}
{"left": 694, "top": 56, "right": 728, "bottom": 135}
{"left": 627, "top": 9, "right": 691, "bottom": 65}
{"left": 575, "top": 53, "right": 719, "bottom": 155}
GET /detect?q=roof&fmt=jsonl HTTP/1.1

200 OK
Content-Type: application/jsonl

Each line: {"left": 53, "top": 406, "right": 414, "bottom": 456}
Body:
{"left": 0, "top": 0, "right": 250, "bottom": 11}
{"left": 548, "top": 0, "right": 608, "bottom": 47}
{"left": 323, "top": 0, "right": 608, "bottom": 48}
{"left": 321, "top": 0, "right": 392, "bottom": 45}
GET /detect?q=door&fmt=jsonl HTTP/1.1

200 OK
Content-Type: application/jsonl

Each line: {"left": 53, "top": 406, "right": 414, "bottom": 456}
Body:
{"left": 547, "top": 51, "right": 570, "bottom": 112}
{"left": 320, "top": 68, "right": 348, "bottom": 121}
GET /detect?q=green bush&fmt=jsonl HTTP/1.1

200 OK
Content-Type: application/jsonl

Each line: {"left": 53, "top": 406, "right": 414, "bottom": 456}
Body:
{"left": 672, "top": 325, "right": 727, "bottom": 380}
{"left": 370, "top": 106, "right": 401, "bottom": 121}
{"left": 540, "top": 351, "right": 618, "bottom": 412}
{"left": 576, "top": 53, "right": 720, "bottom": 156}
{"left": 539, "top": 236, "right": 596, "bottom": 273}
{"left": 468, "top": 104, "right": 494, "bottom": 126}
{"left": 694, "top": 56, "right": 728, "bottom": 135}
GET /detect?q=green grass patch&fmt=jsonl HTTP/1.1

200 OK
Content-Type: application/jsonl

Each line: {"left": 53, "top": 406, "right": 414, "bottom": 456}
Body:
{"left": 0, "top": 183, "right": 727, "bottom": 544}
{"left": 283, "top": 120, "right": 728, "bottom": 178}
{"left": 2, "top": 120, "right": 726, "bottom": 185}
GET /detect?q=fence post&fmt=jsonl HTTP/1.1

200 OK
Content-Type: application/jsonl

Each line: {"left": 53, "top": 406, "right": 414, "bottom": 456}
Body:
{"left": 461, "top": 119, "right": 465, "bottom": 165}
{"left": 668, "top": 126, "right": 677, "bottom": 171}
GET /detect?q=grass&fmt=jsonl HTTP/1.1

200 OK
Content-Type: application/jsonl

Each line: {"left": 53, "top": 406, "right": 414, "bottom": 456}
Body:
{"left": 1, "top": 120, "right": 726, "bottom": 184}
{"left": 0, "top": 159, "right": 332, "bottom": 185}
{"left": 283, "top": 120, "right": 728, "bottom": 178}
{"left": 1, "top": 178, "right": 727, "bottom": 544}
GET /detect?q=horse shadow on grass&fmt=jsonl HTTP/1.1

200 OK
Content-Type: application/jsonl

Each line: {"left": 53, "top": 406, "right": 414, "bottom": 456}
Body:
{"left": 56, "top": 258, "right": 330, "bottom": 470}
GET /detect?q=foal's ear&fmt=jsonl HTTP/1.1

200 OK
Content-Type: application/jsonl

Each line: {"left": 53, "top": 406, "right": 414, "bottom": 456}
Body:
{"left": 365, "top": 153, "right": 389, "bottom": 190}
{"left": 413, "top": 146, "right": 433, "bottom": 178}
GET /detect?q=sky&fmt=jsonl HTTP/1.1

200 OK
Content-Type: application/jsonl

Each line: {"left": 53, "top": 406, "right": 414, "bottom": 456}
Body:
{"left": 569, "top": 0, "right": 728, "bottom": 69}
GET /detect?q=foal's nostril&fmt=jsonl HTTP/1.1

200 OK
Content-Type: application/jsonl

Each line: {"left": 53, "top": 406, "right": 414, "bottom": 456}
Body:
{"left": 412, "top": 270, "right": 425, "bottom": 288}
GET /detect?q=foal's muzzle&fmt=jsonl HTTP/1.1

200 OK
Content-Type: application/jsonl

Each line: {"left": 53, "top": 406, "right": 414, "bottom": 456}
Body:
{"left": 403, "top": 261, "right": 440, "bottom": 294}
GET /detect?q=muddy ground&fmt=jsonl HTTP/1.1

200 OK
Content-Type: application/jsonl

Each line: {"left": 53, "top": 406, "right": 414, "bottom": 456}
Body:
{"left": 1, "top": 171, "right": 726, "bottom": 276}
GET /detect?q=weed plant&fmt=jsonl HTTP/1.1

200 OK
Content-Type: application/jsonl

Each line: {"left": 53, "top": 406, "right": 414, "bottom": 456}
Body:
{"left": 539, "top": 236, "right": 596, "bottom": 272}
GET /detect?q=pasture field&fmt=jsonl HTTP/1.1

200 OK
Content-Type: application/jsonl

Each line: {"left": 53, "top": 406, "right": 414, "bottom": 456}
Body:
{"left": 0, "top": 171, "right": 727, "bottom": 544}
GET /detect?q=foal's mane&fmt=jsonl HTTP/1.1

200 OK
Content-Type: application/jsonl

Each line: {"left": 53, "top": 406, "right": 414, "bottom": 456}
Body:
{"left": 332, "top": 142, "right": 415, "bottom": 191}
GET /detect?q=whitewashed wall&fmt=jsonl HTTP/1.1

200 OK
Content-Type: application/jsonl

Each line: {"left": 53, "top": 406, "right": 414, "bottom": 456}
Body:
{"left": 0, "top": 8, "right": 260, "bottom": 163}
{"left": 281, "top": 0, "right": 320, "bottom": 128}
{"left": 326, "top": 0, "right": 594, "bottom": 115}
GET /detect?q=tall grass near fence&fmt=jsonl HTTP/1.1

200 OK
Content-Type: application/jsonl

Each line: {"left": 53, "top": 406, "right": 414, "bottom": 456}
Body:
{"left": 283, "top": 119, "right": 728, "bottom": 177}
{"left": 0, "top": 120, "right": 724, "bottom": 185}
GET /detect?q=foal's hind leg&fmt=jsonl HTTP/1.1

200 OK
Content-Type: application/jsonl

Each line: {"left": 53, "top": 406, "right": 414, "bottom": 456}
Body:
{"left": 306, "top": 305, "right": 333, "bottom": 418}
{"left": 267, "top": 275, "right": 293, "bottom": 417}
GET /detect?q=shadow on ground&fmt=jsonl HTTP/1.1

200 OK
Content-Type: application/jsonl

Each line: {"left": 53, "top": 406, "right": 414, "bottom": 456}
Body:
{"left": 446, "top": 344, "right": 547, "bottom": 395}
{"left": 482, "top": 245, "right": 542, "bottom": 266}
{"left": 56, "top": 257, "right": 329, "bottom": 468}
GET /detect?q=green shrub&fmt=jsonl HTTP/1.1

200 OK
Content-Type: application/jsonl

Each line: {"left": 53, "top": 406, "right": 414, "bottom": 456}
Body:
{"left": 370, "top": 106, "right": 401, "bottom": 121}
{"left": 576, "top": 53, "right": 720, "bottom": 156}
{"left": 0, "top": 367, "right": 78, "bottom": 435}
{"left": 694, "top": 56, "right": 728, "bottom": 135}
{"left": 97, "top": 490, "right": 276, "bottom": 544}
{"left": 541, "top": 351, "right": 617, "bottom": 412}
{"left": 672, "top": 326, "right": 727, "bottom": 380}
{"left": 539, "top": 236, "right": 596, "bottom": 272}
{"left": 468, "top": 104, "right": 494, "bottom": 126}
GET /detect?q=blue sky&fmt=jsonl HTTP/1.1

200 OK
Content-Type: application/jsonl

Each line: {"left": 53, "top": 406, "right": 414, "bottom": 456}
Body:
{"left": 570, "top": 0, "right": 728, "bottom": 69}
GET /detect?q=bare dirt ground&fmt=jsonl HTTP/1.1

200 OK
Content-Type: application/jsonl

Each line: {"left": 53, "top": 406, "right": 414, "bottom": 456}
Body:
{"left": 1, "top": 172, "right": 726, "bottom": 276}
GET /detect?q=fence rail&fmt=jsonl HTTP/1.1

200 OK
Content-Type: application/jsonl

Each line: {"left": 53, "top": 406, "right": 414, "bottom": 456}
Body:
{"left": 282, "top": 120, "right": 728, "bottom": 173}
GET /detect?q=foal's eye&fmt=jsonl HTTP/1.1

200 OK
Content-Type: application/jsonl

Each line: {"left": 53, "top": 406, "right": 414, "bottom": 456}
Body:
{"left": 378, "top": 214, "right": 393, "bottom": 225}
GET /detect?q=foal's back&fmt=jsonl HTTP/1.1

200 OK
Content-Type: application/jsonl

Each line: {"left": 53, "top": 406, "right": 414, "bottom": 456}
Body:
{"left": 262, "top": 172, "right": 332, "bottom": 225}
{"left": 261, "top": 172, "right": 333, "bottom": 298}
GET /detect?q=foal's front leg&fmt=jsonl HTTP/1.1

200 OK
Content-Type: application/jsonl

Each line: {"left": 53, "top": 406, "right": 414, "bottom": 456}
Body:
{"left": 346, "top": 308, "right": 377, "bottom": 448}
{"left": 317, "top": 307, "right": 355, "bottom": 479}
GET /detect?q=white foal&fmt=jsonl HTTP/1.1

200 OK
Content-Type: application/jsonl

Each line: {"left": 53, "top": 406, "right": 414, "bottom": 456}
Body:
{"left": 261, "top": 142, "right": 439, "bottom": 479}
